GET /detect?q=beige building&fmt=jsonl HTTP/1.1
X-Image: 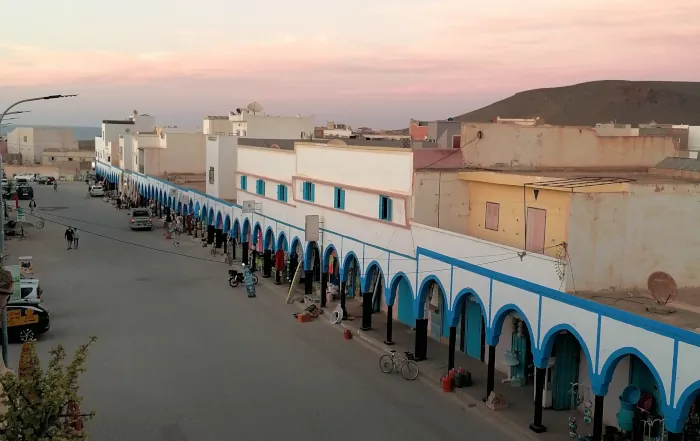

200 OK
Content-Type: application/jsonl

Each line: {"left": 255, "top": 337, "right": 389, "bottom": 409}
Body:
{"left": 41, "top": 150, "right": 93, "bottom": 166}
{"left": 203, "top": 108, "right": 315, "bottom": 139}
{"left": 137, "top": 127, "right": 205, "bottom": 177}
{"left": 6, "top": 127, "right": 78, "bottom": 165}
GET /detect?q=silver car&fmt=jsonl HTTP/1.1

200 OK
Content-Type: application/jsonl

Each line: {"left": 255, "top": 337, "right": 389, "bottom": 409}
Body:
{"left": 129, "top": 208, "right": 153, "bottom": 230}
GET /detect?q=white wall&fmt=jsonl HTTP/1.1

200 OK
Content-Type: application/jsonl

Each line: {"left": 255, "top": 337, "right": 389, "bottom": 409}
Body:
{"left": 237, "top": 146, "right": 296, "bottom": 183}
{"left": 245, "top": 114, "right": 314, "bottom": 139}
{"left": 689, "top": 126, "right": 700, "bottom": 151}
{"left": 206, "top": 135, "right": 238, "bottom": 200}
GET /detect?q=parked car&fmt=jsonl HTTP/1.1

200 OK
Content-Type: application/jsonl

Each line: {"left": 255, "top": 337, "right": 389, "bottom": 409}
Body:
{"left": 15, "top": 173, "right": 39, "bottom": 182}
{"left": 6, "top": 303, "right": 51, "bottom": 342}
{"left": 16, "top": 184, "right": 34, "bottom": 200}
{"left": 11, "top": 278, "right": 43, "bottom": 305}
{"left": 89, "top": 185, "right": 104, "bottom": 197}
{"left": 129, "top": 208, "right": 153, "bottom": 230}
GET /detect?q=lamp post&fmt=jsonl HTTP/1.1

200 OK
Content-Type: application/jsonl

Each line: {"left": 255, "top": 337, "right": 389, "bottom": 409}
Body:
{"left": 0, "top": 94, "right": 77, "bottom": 365}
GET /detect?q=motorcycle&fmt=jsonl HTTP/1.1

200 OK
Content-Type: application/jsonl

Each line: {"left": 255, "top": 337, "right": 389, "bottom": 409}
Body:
{"left": 228, "top": 268, "right": 259, "bottom": 288}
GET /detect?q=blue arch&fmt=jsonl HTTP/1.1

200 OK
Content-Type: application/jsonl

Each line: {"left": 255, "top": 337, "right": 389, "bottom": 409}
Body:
{"left": 595, "top": 347, "right": 668, "bottom": 406}
{"left": 167, "top": 196, "right": 172, "bottom": 209}
{"left": 194, "top": 201, "right": 201, "bottom": 217}
{"left": 672, "top": 381, "right": 700, "bottom": 433}
{"left": 177, "top": 201, "right": 182, "bottom": 214}
{"left": 232, "top": 218, "right": 240, "bottom": 238}
{"left": 263, "top": 227, "right": 275, "bottom": 251}
{"left": 537, "top": 324, "right": 596, "bottom": 373}
{"left": 223, "top": 215, "right": 231, "bottom": 233}
{"left": 277, "top": 231, "right": 288, "bottom": 252}
{"left": 189, "top": 200, "right": 194, "bottom": 214}
{"left": 290, "top": 236, "right": 303, "bottom": 259}
{"left": 341, "top": 251, "right": 360, "bottom": 283}
{"left": 215, "top": 211, "right": 223, "bottom": 228}
{"left": 322, "top": 243, "right": 337, "bottom": 268}
{"left": 304, "top": 241, "right": 320, "bottom": 271}
{"left": 201, "top": 205, "right": 208, "bottom": 222}
{"left": 388, "top": 272, "right": 414, "bottom": 306}
{"left": 208, "top": 208, "right": 215, "bottom": 226}
{"left": 414, "top": 275, "right": 448, "bottom": 319}
{"left": 488, "top": 303, "right": 538, "bottom": 349}
{"left": 242, "top": 218, "right": 251, "bottom": 242}
{"left": 361, "top": 261, "right": 385, "bottom": 293}
{"left": 252, "top": 222, "right": 262, "bottom": 244}
{"left": 448, "top": 288, "right": 489, "bottom": 328}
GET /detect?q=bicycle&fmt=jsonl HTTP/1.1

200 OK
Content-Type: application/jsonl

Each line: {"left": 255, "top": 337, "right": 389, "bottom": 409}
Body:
{"left": 35, "top": 217, "right": 45, "bottom": 229}
{"left": 379, "top": 350, "right": 420, "bottom": 380}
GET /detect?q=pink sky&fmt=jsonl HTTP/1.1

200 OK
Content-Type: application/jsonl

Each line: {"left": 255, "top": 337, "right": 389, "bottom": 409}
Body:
{"left": 0, "top": 0, "right": 698, "bottom": 128}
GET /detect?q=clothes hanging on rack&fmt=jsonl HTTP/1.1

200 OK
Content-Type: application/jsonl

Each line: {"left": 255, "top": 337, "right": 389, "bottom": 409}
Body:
{"left": 275, "top": 249, "right": 285, "bottom": 271}
{"left": 328, "top": 255, "right": 335, "bottom": 274}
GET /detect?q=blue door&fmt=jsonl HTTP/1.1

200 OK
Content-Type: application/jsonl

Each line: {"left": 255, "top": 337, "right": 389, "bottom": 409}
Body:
{"left": 551, "top": 332, "right": 580, "bottom": 410}
{"left": 465, "top": 299, "right": 483, "bottom": 360}
{"left": 396, "top": 279, "right": 413, "bottom": 326}
{"left": 630, "top": 355, "right": 661, "bottom": 415}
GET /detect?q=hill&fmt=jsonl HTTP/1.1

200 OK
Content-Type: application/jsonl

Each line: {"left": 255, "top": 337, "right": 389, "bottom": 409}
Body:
{"left": 0, "top": 125, "right": 100, "bottom": 140}
{"left": 456, "top": 80, "right": 700, "bottom": 126}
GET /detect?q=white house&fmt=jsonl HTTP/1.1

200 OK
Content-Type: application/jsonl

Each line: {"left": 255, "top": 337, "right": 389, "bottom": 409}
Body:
{"left": 6, "top": 127, "right": 77, "bottom": 165}
{"left": 95, "top": 111, "right": 155, "bottom": 167}
{"left": 203, "top": 109, "right": 315, "bottom": 139}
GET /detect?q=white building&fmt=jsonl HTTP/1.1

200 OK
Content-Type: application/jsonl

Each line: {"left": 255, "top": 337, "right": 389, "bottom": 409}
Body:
{"left": 136, "top": 127, "right": 205, "bottom": 176}
{"left": 6, "top": 127, "right": 78, "bottom": 165}
{"left": 95, "top": 111, "right": 155, "bottom": 167}
{"left": 202, "top": 109, "right": 315, "bottom": 139}
{"left": 205, "top": 135, "right": 238, "bottom": 201}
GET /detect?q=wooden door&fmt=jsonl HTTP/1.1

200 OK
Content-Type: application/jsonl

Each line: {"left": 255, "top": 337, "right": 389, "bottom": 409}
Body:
{"left": 526, "top": 207, "right": 547, "bottom": 253}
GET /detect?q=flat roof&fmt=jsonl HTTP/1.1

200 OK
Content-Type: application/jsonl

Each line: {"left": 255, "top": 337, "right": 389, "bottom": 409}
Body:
{"left": 238, "top": 138, "right": 409, "bottom": 151}
{"left": 102, "top": 119, "right": 135, "bottom": 125}
{"left": 462, "top": 168, "right": 700, "bottom": 185}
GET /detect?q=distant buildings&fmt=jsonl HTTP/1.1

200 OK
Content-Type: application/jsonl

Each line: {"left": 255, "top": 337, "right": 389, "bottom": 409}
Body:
{"left": 5, "top": 127, "right": 78, "bottom": 165}
{"left": 203, "top": 107, "right": 315, "bottom": 140}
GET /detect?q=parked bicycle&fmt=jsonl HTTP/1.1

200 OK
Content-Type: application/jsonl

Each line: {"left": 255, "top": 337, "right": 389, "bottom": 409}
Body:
{"left": 379, "top": 350, "right": 420, "bottom": 380}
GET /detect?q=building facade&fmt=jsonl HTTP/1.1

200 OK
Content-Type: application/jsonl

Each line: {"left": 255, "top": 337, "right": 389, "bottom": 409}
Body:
{"left": 6, "top": 127, "right": 78, "bottom": 165}
{"left": 96, "top": 126, "right": 700, "bottom": 441}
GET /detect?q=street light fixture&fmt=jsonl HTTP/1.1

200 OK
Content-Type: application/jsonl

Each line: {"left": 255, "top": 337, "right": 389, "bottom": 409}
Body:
{"left": 0, "top": 93, "right": 78, "bottom": 365}
{"left": 4, "top": 110, "right": 31, "bottom": 116}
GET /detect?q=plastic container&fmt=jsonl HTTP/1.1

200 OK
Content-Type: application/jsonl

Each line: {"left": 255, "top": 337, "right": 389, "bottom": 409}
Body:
{"left": 441, "top": 375, "right": 453, "bottom": 392}
{"left": 343, "top": 329, "right": 352, "bottom": 340}
{"left": 619, "top": 385, "right": 641, "bottom": 411}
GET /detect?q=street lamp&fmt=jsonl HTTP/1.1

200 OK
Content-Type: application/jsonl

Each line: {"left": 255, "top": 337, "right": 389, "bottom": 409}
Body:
{"left": 0, "top": 93, "right": 78, "bottom": 365}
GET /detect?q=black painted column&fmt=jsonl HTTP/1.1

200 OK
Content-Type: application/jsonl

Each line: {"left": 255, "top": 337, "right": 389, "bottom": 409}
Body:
{"left": 340, "top": 281, "right": 347, "bottom": 318}
{"left": 360, "top": 292, "right": 373, "bottom": 331}
{"left": 232, "top": 239, "right": 237, "bottom": 260}
{"left": 592, "top": 395, "right": 604, "bottom": 441}
{"left": 275, "top": 267, "right": 282, "bottom": 284}
{"left": 448, "top": 326, "right": 457, "bottom": 371}
{"left": 251, "top": 250, "right": 258, "bottom": 272}
{"left": 529, "top": 368, "right": 547, "bottom": 433}
{"left": 668, "top": 433, "right": 682, "bottom": 441}
{"left": 485, "top": 345, "right": 496, "bottom": 401}
{"left": 384, "top": 305, "right": 395, "bottom": 345}
{"left": 304, "top": 270, "right": 313, "bottom": 295}
{"left": 320, "top": 273, "right": 328, "bottom": 307}
{"left": 263, "top": 250, "right": 272, "bottom": 278}
{"left": 242, "top": 243, "right": 249, "bottom": 265}
{"left": 414, "top": 318, "right": 428, "bottom": 361}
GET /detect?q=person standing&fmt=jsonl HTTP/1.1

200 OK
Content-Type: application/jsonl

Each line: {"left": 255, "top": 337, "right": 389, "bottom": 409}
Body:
{"left": 73, "top": 228, "right": 80, "bottom": 249}
{"left": 28, "top": 198, "right": 36, "bottom": 215}
{"left": 64, "top": 227, "right": 74, "bottom": 250}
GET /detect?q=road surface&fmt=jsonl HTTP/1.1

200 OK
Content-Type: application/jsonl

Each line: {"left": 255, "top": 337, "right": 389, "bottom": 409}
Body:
{"left": 6, "top": 182, "right": 516, "bottom": 441}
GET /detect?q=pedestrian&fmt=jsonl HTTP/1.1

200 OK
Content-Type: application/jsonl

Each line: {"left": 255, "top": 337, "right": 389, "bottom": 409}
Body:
{"left": 73, "top": 228, "right": 80, "bottom": 249}
{"left": 53, "top": 181, "right": 58, "bottom": 192}
{"left": 64, "top": 227, "right": 74, "bottom": 250}
{"left": 28, "top": 198, "right": 36, "bottom": 215}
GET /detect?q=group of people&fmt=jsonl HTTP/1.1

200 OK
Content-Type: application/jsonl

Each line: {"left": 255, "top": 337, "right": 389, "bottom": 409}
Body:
{"left": 64, "top": 226, "right": 80, "bottom": 250}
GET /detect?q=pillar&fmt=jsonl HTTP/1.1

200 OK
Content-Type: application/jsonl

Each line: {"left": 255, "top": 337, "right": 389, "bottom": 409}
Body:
{"left": 232, "top": 239, "right": 237, "bottom": 260}
{"left": 448, "top": 326, "right": 457, "bottom": 371}
{"left": 304, "top": 270, "right": 313, "bottom": 295}
{"left": 207, "top": 225, "right": 215, "bottom": 245}
{"left": 668, "top": 433, "right": 682, "bottom": 441}
{"left": 275, "top": 266, "right": 282, "bottom": 284}
{"left": 484, "top": 345, "right": 496, "bottom": 401}
{"left": 360, "top": 292, "right": 373, "bottom": 331}
{"left": 340, "top": 281, "right": 347, "bottom": 319}
{"left": 592, "top": 395, "right": 604, "bottom": 441}
{"left": 263, "top": 250, "right": 272, "bottom": 278}
{"left": 414, "top": 318, "right": 428, "bottom": 361}
{"left": 320, "top": 272, "right": 328, "bottom": 307}
{"left": 529, "top": 367, "right": 547, "bottom": 433}
{"left": 242, "top": 243, "right": 249, "bottom": 265}
{"left": 384, "top": 304, "right": 394, "bottom": 345}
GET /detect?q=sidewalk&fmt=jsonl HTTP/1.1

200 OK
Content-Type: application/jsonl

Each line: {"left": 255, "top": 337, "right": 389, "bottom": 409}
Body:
{"left": 153, "top": 227, "right": 584, "bottom": 441}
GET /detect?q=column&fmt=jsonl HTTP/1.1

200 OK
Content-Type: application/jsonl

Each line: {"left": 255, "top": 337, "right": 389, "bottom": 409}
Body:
{"left": 360, "top": 292, "right": 373, "bottom": 331}
{"left": 340, "top": 281, "right": 347, "bottom": 319}
{"left": 668, "top": 433, "right": 682, "bottom": 441}
{"left": 242, "top": 243, "right": 249, "bottom": 265}
{"left": 251, "top": 250, "right": 258, "bottom": 272}
{"left": 414, "top": 318, "right": 428, "bottom": 361}
{"left": 484, "top": 345, "right": 495, "bottom": 401}
{"left": 448, "top": 326, "right": 457, "bottom": 371}
{"left": 304, "top": 270, "right": 313, "bottom": 295}
{"left": 232, "top": 239, "right": 237, "bottom": 260}
{"left": 592, "top": 395, "right": 604, "bottom": 441}
{"left": 320, "top": 272, "right": 328, "bottom": 307}
{"left": 263, "top": 250, "right": 272, "bottom": 278}
{"left": 384, "top": 304, "right": 395, "bottom": 345}
{"left": 529, "top": 367, "right": 547, "bottom": 433}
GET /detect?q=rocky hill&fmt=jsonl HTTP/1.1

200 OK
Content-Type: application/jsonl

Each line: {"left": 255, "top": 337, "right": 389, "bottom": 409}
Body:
{"left": 456, "top": 80, "right": 700, "bottom": 126}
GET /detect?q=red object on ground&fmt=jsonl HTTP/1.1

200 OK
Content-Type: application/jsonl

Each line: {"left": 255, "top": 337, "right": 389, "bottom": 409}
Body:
{"left": 343, "top": 329, "right": 352, "bottom": 340}
{"left": 448, "top": 369, "right": 456, "bottom": 381}
{"left": 275, "top": 249, "right": 285, "bottom": 271}
{"left": 13, "top": 193, "right": 18, "bottom": 208}
{"left": 441, "top": 375, "right": 453, "bottom": 392}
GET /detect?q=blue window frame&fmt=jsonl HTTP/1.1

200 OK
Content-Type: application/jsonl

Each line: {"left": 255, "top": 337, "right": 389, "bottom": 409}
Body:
{"left": 302, "top": 181, "right": 315, "bottom": 202}
{"left": 277, "top": 184, "right": 288, "bottom": 202}
{"left": 334, "top": 187, "right": 345, "bottom": 210}
{"left": 256, "top": 179, "right": 265, "bottom": 196}
{"left": 240, "top": 175, "right": 247, "bottom": 190}
{"left": 378, "top": 195, "right": 392, "bottom": 221}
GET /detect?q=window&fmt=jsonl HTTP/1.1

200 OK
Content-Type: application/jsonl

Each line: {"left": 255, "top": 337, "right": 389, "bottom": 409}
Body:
{"left": 302, "top": 182, "right": 315, "bottom": 202}
{"left": 209, "top": 166, "right": 215, "bottom": 184}
{"left": 452, "top": 135, "right": 462, "bottom": 149}
{"left": 256, "top": 179, "right": 265, "bottom": 195}
{"left": 68, "top": 157, "right": 74, "bottom": 161}
{"left": 485, "top": 202, "right": 500, "bottom": 230}
{"left": 240, "top": 175, "right": 247, "bottom": 190}
{"left": 525, "top": 207, "right": 547, "bottom": 253}
{"left": 23, "top": 136, "right": 27, "bottom": 142}
{"left": 334, "top": 187, "right": 345, "bottom": 210}
{"left": 277, "top": 184, "right": 288, "bottom": 202}
{"left": 51, "top": 156, "right": 55, "bottom": 161}
{"left": 378, "top": 196, "right": 392, "bottom": 221}
{"left": 236, "top": 129, "right": 240, "bottom": 136}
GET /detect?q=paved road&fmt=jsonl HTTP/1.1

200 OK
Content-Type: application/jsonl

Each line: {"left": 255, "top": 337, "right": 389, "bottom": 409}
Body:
{"left": 5, "top": 182, "right": 516, "bottom": 441}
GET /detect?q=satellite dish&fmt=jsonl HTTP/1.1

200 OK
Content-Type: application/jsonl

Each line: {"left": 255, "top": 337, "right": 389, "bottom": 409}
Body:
{"left": 247, "top": 102, "right": 263, "bottom": 115}
{"left": 236, "top": 108, "right": 242, "bottom": 114}
{"left": 270, "top": 144, "right": 280, "bottom": 149}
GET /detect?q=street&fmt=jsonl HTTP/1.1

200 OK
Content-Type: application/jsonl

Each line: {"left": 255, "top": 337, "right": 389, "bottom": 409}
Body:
{"left": 6, "top": 182, "right": 516, "bottom": 441}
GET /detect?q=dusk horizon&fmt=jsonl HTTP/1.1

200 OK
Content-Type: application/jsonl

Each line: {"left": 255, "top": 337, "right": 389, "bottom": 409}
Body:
{"left": 2, "top": 0, "right": 698, "bottom": 128}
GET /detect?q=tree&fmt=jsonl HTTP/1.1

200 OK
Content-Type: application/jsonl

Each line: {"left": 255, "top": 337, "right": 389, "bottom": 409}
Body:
{"left": 0, "top": 337, "right": 97, "bottom": 440}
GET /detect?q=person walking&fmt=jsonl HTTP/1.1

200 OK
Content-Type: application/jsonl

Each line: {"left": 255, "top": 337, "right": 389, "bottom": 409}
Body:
{"left": 28, "top": 198, "right": 36, "bottom": 215}
{"left": 73, "top": 228, "right": 80, "bottom": 249}
{"left": 53, "top": 181, "right": 58, "bottom": 192}
{"left": 64, "top": 227, "right": 74, "bottom": 250}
